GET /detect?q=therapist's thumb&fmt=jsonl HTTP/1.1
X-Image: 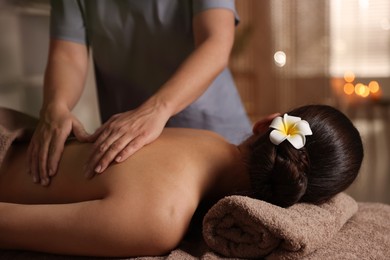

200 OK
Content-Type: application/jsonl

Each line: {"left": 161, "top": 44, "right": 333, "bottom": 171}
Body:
{"left": 72, "top": 117, "right": 91, "bottom": 142}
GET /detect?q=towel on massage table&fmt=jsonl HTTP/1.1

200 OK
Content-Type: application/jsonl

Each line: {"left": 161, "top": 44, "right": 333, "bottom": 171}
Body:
{"left": 202, "top": 192, "right": 358, "bottom": 259}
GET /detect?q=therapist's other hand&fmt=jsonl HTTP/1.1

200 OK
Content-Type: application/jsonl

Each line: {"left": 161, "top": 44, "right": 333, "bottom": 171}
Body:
{"left": 85, "top": 102, "right": 170, "bottom": 178}
{"left": 27, "top": 104, "right": 89, "bottom": 186}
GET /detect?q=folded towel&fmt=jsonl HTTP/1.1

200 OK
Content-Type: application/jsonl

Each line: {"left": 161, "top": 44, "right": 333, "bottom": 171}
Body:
{"left": 0, "top": 107, "right": 38, "bottom": 166}
{"left": 202, "top": 192, "right": 358, "bottom": 259}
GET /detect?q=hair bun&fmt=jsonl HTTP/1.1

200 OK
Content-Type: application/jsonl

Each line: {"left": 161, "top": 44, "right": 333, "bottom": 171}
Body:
{"left": 248, "top": 104, "right": 363, "bottom": 208}
{"left": 248, "top": 135, "right": 310, "bottom": 208}
{"left": 269, "top": 143, "right": 309, "bottom": 207}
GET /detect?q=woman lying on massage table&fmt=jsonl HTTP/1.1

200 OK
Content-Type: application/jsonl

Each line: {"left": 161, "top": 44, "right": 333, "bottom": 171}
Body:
{"left": 0, "top": 104, "right": 363, "bottom": 257}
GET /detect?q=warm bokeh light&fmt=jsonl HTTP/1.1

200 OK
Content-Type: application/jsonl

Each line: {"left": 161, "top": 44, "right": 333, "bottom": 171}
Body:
{"left": 343, "top": 83, "right": 355, "bottom": 95}
{"left": 355, "top": 83, "right": 370, "bottom": 97}
{"left": 343, "top": 71, "right": 355, "bottom": 83}
{"left": 368, "top": 81, "right": 380, "bottom": 93}
{"left": 361, "top": 88, "right": 370, "bottom": 97}
{"left": 274, "top": 51, "right": 286, "bottom": 67}
{"left": 335, "top": 73, "right": 382, "bottom": 102}
{"left": 371, "top": 87, "right": 383, "bottom": 100}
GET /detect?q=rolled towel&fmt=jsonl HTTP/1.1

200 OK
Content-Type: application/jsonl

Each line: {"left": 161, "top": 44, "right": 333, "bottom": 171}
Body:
{"left": 202, "top": 192, "right": 358, "bottom": 259}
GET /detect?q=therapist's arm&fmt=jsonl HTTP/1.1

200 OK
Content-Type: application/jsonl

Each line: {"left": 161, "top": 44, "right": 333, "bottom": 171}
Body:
{"left": 151, "top": 8, "right": 235, "bottom": 115}
{"left": 86, "top": 9, "right": 235, "bottom": 177}
{"left": 28, "top": 39, "right": 90, "bottom": 186}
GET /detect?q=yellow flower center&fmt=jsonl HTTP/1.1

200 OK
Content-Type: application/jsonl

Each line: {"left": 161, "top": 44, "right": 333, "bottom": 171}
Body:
{"left": 284, "top": 122, "right": 295, "bottom": 136}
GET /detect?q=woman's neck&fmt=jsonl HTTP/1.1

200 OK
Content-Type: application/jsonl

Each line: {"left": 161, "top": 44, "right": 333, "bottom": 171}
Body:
{"left": 206, "top": 144, "right": 252, "bottom": 201}
{"left": 231, "top": 144, "right": 252, "bottom": 194}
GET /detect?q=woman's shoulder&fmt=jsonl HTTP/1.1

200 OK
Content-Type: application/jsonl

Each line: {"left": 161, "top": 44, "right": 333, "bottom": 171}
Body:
{"left": 161, "top": 128, "right": 228, "bottom": 143}
{"left": 121, "top": 128, "right": 236, "bottom": 175}
{"left": 154, "top": 128, "right": 236, "bottom": 165}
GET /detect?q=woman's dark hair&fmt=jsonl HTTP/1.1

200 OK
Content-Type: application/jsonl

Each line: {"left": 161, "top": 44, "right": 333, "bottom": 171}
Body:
{"left": 247, "top": 104, "right": 364, "bottom": 207}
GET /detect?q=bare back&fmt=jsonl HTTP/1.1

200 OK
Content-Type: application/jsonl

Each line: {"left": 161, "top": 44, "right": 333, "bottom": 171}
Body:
{"left": 0, "top": 128, "right": 243, "bottom": 210}
{"left": 0, "top": 128, "right": 250, "bottom": 256}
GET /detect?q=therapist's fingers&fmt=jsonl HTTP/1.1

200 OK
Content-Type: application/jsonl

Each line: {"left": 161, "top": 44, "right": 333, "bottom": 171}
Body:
{"left": 92, "top": 132, "right": 149, "bottom": 176}
{"left": 87, "top": 128, "right": 148, "bottom": 177}
{"left": 37, "top": 136, "right": 52, "bottom": 186}
{"left": 27, "top": 128, "right": 51, "bottom": 185}
{"left": 114, "top": 134, "right": 146, "bottom": 162}
{"left": 86, "top": 114, "right": 120, "bottom": 142}
{"left": 85, "top": 107, "right": 168, "bottom": 177}
{"left": 94, "top": 136, "right": 129, "bottom": 174}
{"left": 85, "top": 128, "right": 124, "bottom": 177}
{"left": 27, "top": 141, "right": 40, "bottom": 183}
{"left": 90, "top": 126, "right": 116, "bottom": 160}
{"left": 47, "top": 130, "right": 68, "bottom": 178}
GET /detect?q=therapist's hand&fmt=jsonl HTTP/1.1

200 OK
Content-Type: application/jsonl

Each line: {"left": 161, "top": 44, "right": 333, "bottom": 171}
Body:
{"left": 27, "top": 104, "right": 89, "bottom": 186}
{"left": 85, "top": 100, "right": 171, "bottom": 178}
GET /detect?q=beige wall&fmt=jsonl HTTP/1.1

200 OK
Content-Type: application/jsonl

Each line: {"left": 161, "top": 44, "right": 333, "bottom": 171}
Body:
{"left": 0, "top": 3, "right": 100, "bottom": 133}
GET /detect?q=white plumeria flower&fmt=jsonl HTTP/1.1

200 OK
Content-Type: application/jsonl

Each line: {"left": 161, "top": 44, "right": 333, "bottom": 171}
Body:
{"left": 269, "top": 113, "right": 313, "bottom": 149}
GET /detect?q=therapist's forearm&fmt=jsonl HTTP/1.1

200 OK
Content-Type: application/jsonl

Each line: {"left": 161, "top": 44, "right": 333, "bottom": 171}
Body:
{"left": 144, "top": 9, "right": 235, "bottom": 117}
{"left": 42, "top": 40, "right": 89, "bottom": 114}
{"left": 146, "top": 36, "right": 231, "bottom": 116}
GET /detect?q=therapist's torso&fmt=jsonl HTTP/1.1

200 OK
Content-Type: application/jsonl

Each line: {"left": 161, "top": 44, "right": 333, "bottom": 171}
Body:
{"left": 50, "top": 0, "right": 252, "bottom": 144}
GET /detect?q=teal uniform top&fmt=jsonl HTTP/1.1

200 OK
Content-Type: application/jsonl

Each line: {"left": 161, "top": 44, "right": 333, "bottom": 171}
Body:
{"left": 50, "top": 0, "right": 252, "bottom": 144}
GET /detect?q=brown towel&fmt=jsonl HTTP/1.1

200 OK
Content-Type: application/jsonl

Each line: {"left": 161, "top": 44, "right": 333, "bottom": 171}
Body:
{"left": 0, "top": 107, "right": 38, "bottom": 166}
{"left": 303, "top": 202, "right": 390, "bottom": 259}
{"left": 202, "top": 192, "right": 358, "bottom": 259}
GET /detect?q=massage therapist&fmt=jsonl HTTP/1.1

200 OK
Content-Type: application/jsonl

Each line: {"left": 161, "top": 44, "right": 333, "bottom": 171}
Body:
{"left": 27, "top": 0, "right": 251, "bottom": 186}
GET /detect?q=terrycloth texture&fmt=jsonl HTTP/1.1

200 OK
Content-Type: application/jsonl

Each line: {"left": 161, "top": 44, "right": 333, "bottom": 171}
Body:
{"left": 202, "top": 193, "right": 358, "bottom": 259}
{"left": 303, "top": 202, "right": 390, "bottom": 259}
{"left": 0, "top": 107, "right": 38, "bottom": 166}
